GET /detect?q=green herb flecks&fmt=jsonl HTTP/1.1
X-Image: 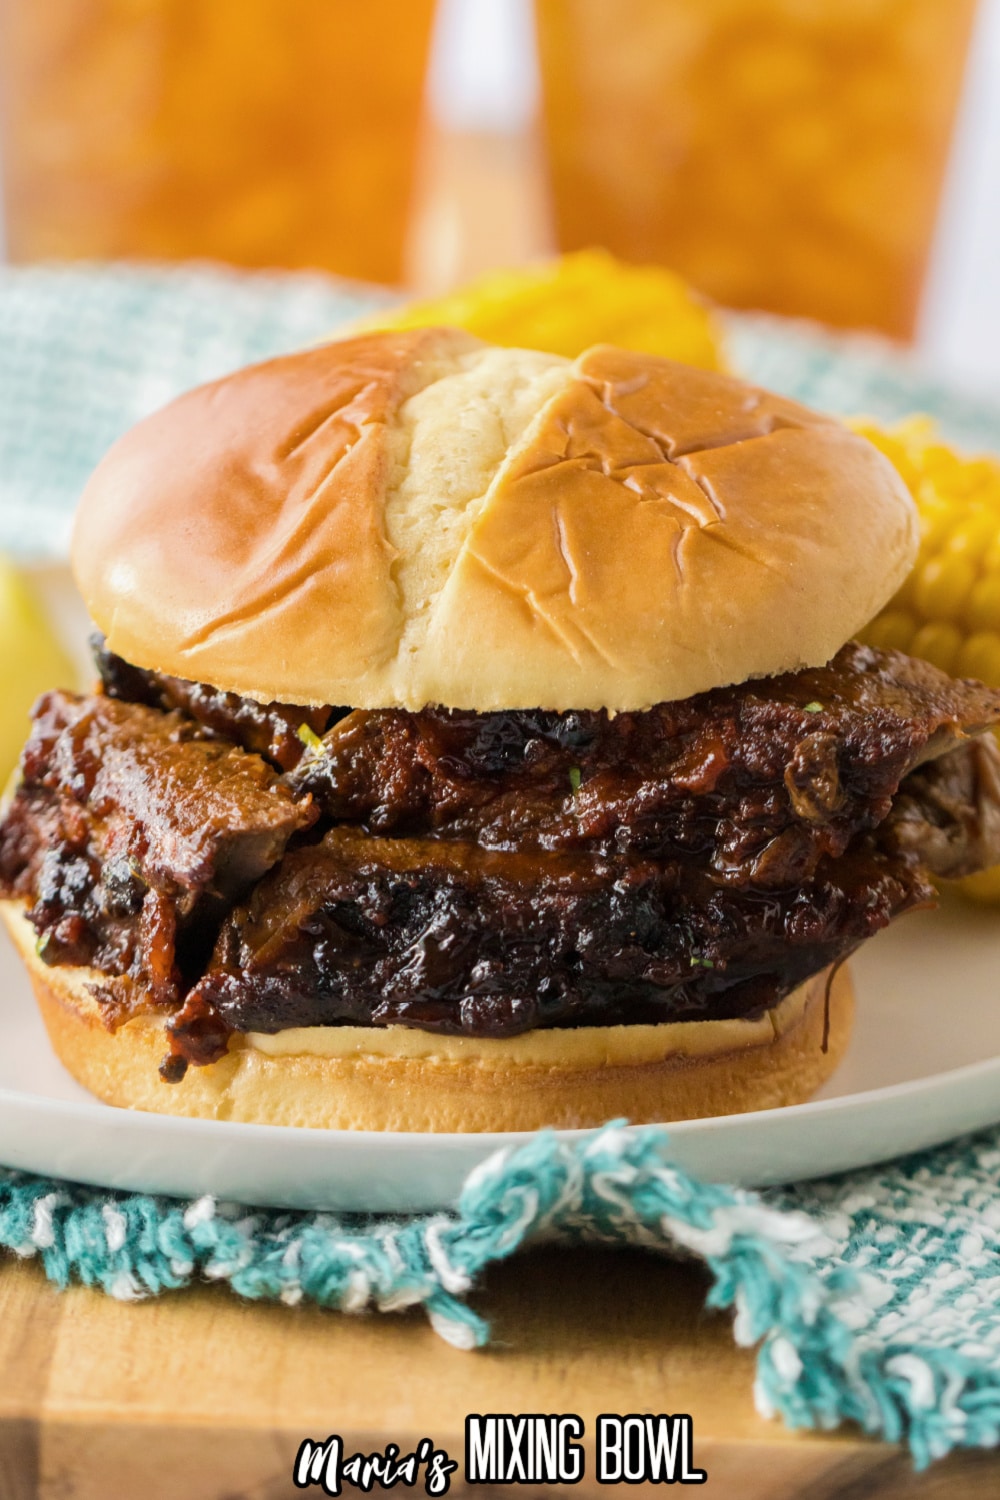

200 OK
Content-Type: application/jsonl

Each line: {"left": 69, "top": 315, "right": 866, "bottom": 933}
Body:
{"left": 803, "top": 701, "right": 824, "bottom": 714}
{"left": 689, "top": 955, "right": 715, "bottom": 969}
{"left": 568, "top": 766, "right": 582, "bottom": 796}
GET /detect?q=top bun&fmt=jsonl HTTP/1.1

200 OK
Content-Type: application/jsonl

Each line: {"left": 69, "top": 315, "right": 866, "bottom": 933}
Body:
{"left": 72, "top": 327, "right": 918, "bottom": 711}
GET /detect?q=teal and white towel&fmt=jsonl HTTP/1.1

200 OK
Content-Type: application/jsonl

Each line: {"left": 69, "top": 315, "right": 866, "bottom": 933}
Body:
{"left": 2, "top": 1122, "right": 998, "bottom": 1469}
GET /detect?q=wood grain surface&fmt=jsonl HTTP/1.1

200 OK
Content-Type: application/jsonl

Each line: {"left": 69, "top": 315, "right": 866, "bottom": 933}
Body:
{"left": 1, "top": 1244, "right": 998, "bottom": 1498}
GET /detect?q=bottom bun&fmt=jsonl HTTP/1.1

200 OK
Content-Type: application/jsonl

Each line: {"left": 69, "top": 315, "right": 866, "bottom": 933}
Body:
{"left": 3, "top": 900, "right": 853, "bottom": 1132}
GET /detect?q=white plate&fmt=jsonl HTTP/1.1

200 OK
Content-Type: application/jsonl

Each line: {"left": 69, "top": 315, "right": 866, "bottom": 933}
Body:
{"left": 1, "top": 899, "right": 999, "bottom": 1212}
{"left": 2, "top": 565, "right": 999, "bottom": 1211}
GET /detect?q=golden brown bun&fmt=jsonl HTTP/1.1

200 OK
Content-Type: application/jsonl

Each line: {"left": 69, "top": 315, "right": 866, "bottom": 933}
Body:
{"left": 72, "top": 329, "right": 917, "bottom": 712}
{"left": 4, "top": 901, "right": 853, "bottom": 1132}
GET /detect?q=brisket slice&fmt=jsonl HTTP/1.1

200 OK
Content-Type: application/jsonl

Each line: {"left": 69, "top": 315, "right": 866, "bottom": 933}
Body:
{"left": 0, "top": 692, "right": 316, "bottom": 1006}
{"left": 288, "top": 644, "right": 1000, "bottom": 888}
{"left": 169, "top": 727, "right": 1000, "bottom": 1073}
{"left": 882, "top": 733, "right": 1000, "bottom": 879}
{"left": 5, "top": 643, "right": 1000, "bottom": 1079}
{"left": 94, "top": 636, "right": 342, "bottom": 771}
{"left": 169, "top": 825, "right": 933, "bottom": 1067}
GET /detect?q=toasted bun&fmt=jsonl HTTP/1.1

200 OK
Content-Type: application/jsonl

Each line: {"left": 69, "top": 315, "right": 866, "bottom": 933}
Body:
{"left": 72, "top": 329, "right": 917, "bottom": 712}
{"left": 4, "top": 901, "right": 853, "bottom": 1132}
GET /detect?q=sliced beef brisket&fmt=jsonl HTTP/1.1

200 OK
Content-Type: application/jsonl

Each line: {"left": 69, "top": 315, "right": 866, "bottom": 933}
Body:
{"left": 882, "top": 732, "right": 1000, "bottom": 880}
{"left": 3, "top": 641, "right": 1000, "bottom": 1076}
{"left": 288, "top": 643, "right": 1000, "bottom": 887}
{"left": 171, "top": 826, "right": 931, "bottom": 1061}
{"left": 94, "top": 635, "right": 343, "bottom": 771}
{"left": 0, "top": 691, "right": 316, "bottom": 1007}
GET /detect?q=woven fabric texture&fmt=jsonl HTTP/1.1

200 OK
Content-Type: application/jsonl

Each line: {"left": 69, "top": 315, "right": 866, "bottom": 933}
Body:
{"left": 0, "top": 263, "right": 999, "bottom": 1469}
{"left": 1, "top": 1123, "right": 999, "bottom": 1470}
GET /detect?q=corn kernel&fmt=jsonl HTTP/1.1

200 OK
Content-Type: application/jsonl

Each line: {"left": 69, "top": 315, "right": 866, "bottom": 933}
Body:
{"left": 947, "top": 512, "right": 998, "bottom": 558}
{"left": 917, "top": 504, "right": 955, "bottom": 556}
{"left": 861, "top": 608, "right": 917, "bottom": 653}
{"left": 912, "top": 555, "right": 977, "bottom": 621}
{"left": 955, "top": 632, "right": 1000, "bottom": 687}
{"left": 910, "top": 620, "right": 963, "bottom": 674}
{"left": 966, "top": 577, "right": 1000, "bottom": 634}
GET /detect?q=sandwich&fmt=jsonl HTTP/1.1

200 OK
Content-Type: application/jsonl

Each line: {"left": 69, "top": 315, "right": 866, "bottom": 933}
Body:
{"left": 2, "top": 328, "right": 999, "bottom": 1131}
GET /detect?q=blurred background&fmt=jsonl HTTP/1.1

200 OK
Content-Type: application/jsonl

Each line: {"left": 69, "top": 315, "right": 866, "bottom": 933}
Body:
{"left": 0, "top": 0, "right": 997, "bottom": 390}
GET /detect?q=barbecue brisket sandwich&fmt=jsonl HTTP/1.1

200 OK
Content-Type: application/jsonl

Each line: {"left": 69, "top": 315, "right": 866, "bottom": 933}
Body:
{"left": 3, "top": 328, "right": 1000, "bottom": 1131}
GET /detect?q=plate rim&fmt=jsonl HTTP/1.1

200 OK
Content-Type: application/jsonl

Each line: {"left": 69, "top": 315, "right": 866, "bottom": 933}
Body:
{"left": 1, "top": 1037, "right": 998, "bottom": 1153}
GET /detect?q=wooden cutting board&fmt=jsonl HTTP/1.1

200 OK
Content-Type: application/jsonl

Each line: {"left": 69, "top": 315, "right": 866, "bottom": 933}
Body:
{"left": 1, "top": 1242, "right": 998, "bottom": 1499}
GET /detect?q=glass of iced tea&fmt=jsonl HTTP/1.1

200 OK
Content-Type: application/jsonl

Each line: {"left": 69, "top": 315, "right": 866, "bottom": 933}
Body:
{"left": 534, "top": 0, "right": 978, "bottom": 339}
{"left": 0, "top": 0, "right": 437, "bottom": 283}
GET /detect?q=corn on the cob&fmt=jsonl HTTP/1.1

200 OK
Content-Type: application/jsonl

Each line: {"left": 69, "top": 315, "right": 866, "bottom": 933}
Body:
{"left": 351, "top": 249, "right": 726, "bottom": 370}
{"left": 855, "top": 418, "right": 1000, "bottom": 902}
{"left": 856, "top": 418, "right": 1000, "bottom": 686}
